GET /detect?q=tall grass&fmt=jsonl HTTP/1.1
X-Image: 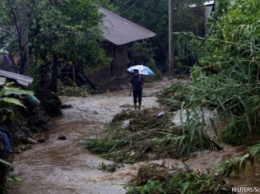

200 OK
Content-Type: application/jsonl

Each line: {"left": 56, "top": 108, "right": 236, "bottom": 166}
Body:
{"left": 154, "top": 106, "right": 220, "bottom": 156}
{"left": 158, "top": 62, "right": 260, "bottom": 146}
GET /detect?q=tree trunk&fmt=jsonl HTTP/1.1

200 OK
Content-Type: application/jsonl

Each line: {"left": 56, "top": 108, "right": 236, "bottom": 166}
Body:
{"left": 19, "top": 49, "right": 27, "bottom": 74}
{"left": 72, "top": 64, "right": 76, "bottom": 86}
{"left": 50, "top": 54, "right": 58, "bottom": 92}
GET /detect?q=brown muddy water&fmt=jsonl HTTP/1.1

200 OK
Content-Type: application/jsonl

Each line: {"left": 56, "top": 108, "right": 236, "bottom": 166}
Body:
{"left": 9, "top": 78, "right": 260, "bottom": 194}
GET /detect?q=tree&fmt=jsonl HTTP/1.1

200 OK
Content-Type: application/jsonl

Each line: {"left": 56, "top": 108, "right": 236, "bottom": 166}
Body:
{"left": 0, "top": 0, "right": 110, "bottom": 91}
{"left": 0, "top": 0, "right": 29, "bottom": 74}
{"left": 108, "top": 0, "right": 205, "bottom": 72}
{"left": 29, "top": 0, "right": 108, "bottom": 91}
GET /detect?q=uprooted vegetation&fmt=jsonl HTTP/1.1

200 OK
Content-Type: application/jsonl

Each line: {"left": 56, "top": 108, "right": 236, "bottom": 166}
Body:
{"left": 218, "top": 143, "right": 260, "bottom": 177}
{"left": 126, "top": 163, "right": 234, "bottom": 194}
{"left": 57, "top": 85, "right": 91, "bottom": 97}
{"left": 84, "top": 108, "right": 221, "bottom": 163}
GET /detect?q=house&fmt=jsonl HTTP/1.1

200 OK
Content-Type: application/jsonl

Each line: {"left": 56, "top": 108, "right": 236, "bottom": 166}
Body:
{"left": 87, "top": 7, "right": 156, "bottom": 84}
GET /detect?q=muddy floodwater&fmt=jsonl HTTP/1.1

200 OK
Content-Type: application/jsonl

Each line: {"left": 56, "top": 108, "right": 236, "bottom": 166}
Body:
{"left": 9, "top": 78, "right": 260, "bottom": 194}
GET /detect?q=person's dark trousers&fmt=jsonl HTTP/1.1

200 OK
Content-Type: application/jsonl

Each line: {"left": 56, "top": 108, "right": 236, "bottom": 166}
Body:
{"left": 133, "top": 89, "right": 142, "bottom": 109}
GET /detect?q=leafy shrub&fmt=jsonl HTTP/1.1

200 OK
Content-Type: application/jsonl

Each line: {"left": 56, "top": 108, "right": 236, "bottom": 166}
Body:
{"left": 127, "top": 164, "right": 233, "bottom": 194}
{"left": 159, "top": 0, "right": 260, "bottom": 145}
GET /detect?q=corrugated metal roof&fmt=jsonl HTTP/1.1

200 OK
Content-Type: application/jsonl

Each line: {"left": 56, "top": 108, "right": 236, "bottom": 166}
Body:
{"left": 0, "top": 70, "right": 33, "bottom": 87}
{"left": 189, "top": 0, "right": 215, "bottom": 8}
{"left": 204, "top": 0, "right": 215, "bottom": 6}
{"left": 99, "top": 7, "right": 156, "bottom": 45}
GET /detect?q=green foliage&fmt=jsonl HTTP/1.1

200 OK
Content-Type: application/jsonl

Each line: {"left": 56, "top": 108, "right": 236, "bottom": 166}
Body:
{"left": 154, "top": 107, "right": 220, "bottom": 156}
{"left": 1, "top": 86, "right": 34, "bottom": 96}
{"left": 0, "top": 97, "right": 24, "bottom": 108}
{"left": 218, "top": 144, "right": 260, "bottom": 177}
{"left": 129, "top": 41, "right": 162, "bottom": 82}
{"left": 84, "top": 108, "right": 219, "bottom": 163}
{"left": 159, "top": 69, "right": 259, "bottom": 145}
{"left": 160, "top": 0, "right": 260, "bottom": 145}
{"left": 135, "top": 180, "right": 165, "bottom": 194}
{"left": 0, "top": 0, "right": 110, "bottom": 74}
{"left": 193, "top": 0, "right": 260, "bottom": 145}
{"left": 157, "top": 82, "right": 191, "bottom": 110}
{"left": 85, "top": 139, "right": 124, "bottom": 154}
{"left": 196, "top": 0, "right": 260, "bottom": 74}
{"left": 207, "top": 0, "right": 230, "bottom": 35}
{"left": 127, "top": 164, "right": 233, "bottom": 194}
{"left": 6, "top": 177, "right": 23, "bottom": 184}
{"left": 130, "top": 41, "right": 154, "bottom": 65}
{"left": 29, "top": 0, "right": 108, "bottom": 66}
{"left": 109, "top": 0, "right": 205, "bottom": 71}
{"left": 0, "top": 83, "right": 33, "bottom": 118}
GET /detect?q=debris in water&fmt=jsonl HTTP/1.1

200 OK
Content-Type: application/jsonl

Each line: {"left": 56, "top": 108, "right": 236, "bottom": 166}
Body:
{"left": 58, "top": 135, "right": 66, "bottom": 140}
{"left": 84, "top": 108, "right": 221, "bottom": 163}
{"left": 97, "top": 162, "right": 117, "bottom": 173}
{"left": 61, "top": 104, "right": 73, "bottom": 109}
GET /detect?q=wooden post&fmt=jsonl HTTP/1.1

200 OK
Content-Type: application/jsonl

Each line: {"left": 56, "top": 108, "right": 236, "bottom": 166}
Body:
{"left": 51, "top": 54, "right": 58, "bottom": 92}
{"left": 168, "top": 0, "right": 174, "bottom": 75}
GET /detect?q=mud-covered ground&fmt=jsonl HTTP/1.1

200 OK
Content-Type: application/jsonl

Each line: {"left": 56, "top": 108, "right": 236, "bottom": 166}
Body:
{"left": 8, "top": 77, "right": 260, "bottom": 194}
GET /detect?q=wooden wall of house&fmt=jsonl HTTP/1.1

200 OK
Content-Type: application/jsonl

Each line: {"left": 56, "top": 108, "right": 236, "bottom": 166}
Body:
{"left": 87, "top": 43, "right": 129, "bottom": 84}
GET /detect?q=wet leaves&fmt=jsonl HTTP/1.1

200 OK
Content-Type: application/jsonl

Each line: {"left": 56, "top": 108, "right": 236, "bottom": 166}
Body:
{"left": 84, "top": 108, "right": 175, "bottom": 163}
{"left": 57, "top": 85, "right": 91, "bottom": 97}
{"left": 84, "top": 108, "right": 219, "bottom": 163}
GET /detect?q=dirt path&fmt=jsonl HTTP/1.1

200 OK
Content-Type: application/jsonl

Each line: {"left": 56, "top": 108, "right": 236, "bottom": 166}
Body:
{"left": 9, "top": 78, "right": 174, "bottom": 194}
{"left": 9, "top": 77, "right": 259, "bottom": 194}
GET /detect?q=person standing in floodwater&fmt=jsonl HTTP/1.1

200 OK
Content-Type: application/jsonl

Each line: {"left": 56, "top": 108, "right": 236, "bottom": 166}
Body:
{"left": 129, "top": 69, "right": 144, "bottom": 110}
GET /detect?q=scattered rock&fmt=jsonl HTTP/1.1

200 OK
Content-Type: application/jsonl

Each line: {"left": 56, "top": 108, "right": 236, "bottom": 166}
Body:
{"left": 122, "top": 120, "right": 130, "bottom": 129}
{"left": 92, "top": 111, "right": 99, "bottom": 115}
{"left": 58, "top": 135, "right": 66, "bottom": 140}
{"left": 119, "top": 104, "right": 133, "bottom": 108}
{"left": 157, "top": 111, "right": 165, "bottom": 118}
{"left": 61, "top": 104, "right": 73, "bottom": 109}
{"left": 37, "top": 139, "right": 46, "bottom": 143}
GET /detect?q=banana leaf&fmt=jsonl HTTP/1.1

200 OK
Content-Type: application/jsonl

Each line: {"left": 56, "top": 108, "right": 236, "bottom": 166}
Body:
{"left": 2, "top": 86, "right": 34, "bottom": 96}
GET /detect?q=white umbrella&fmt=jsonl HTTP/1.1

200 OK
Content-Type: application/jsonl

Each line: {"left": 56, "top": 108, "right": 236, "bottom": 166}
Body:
{"left": 127, "top": 65, "right": 154, "bottom": 75}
